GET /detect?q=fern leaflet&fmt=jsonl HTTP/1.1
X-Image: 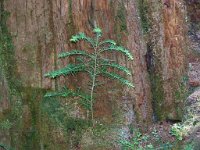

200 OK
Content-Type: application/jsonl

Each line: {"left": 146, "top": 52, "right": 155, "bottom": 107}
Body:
{"left": 100, "top": 70, "right": 134, "bottom": 87}
{"left": 58, "top": 50, "right": 93, "bottom": 59}
{"left": 100, "top": 61, "right": 131, "bottom": 75}
{"left": 101, "top": 45, "right": 133, "bottom": 60}
{"left": 44, "top": 64, "right": 86, "bottom": 78}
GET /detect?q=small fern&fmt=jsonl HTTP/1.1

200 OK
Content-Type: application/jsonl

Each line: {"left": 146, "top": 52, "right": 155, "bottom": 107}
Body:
{"left": 58, "top": 50, "right": 92, "bottom": 58}
{"left": 45, "top": 27, "right": 133, "bottom": 125}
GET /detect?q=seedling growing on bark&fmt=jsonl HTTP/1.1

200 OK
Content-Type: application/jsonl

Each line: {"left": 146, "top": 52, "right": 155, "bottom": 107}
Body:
{"left": 44, "top": 27, "right": 133, "bottom": 125}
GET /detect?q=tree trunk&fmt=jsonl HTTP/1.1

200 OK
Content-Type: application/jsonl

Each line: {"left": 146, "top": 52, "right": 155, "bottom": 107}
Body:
{"left": 146, "top": 0, "right": 188, "bottom": 121}
{"left": 0, "top": 0, "right": 189, "bottom": 149}
{"left": 126, "top": 0, "right": 153, "bottom": 127}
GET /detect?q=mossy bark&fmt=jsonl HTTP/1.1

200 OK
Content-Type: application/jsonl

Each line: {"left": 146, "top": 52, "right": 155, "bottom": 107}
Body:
{"left": 146, "top": 0, "right": 188, "bottom": 121}
{"left": 20, "top": 87, "right": 43, "bottom": 150}
{"left": 0, "top": 0, "right": 23, "bottom": 148}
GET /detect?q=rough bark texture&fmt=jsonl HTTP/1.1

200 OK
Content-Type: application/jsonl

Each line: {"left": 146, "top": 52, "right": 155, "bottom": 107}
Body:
{"left": 0, "top": 0, "right": 153, "bottom": 149}
{"left": 147, "top": 0, "right": 188, "bottom": 121}
{"left": 126, "top": 0, "right": 153, "bottom": 127}
{"left": 0, "top": 0, "right": 189, "bottom": 149}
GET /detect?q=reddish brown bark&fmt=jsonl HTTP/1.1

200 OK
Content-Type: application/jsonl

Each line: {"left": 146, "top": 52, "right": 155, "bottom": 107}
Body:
{"left": 126, "top": 0, "right": 153, "bottom": 126}
{"left": 3, "top": 0, "right": 153, "bottom": 126}
{"left": 147, "top": 0, "right": 188, "bottom": 120}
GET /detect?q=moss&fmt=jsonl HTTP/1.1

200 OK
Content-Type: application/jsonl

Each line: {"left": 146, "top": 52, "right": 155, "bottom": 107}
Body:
{"left": 41, "top": 95, "right": 92, "bottom": 149}
{"left": 65, "top": 118, "right": 91, "bottom": 148}
{"left": 114, "top": 0, "right": 128, "bottom": 44}
{"left": 174, "top": 76, "right": 188, "bottom": 103}
{"left": 0, "top": 1, "right": 24, "bottom": 148}
{"left": 22, "top": 44, "right": 36, "bottom": 53}
{"left": 137, "top": 0, "right": 150, "bottom": 34}
{"left": 150, "top": 74, "right": 165, "bottom": 121}
{"left": 81, "top": 124, "right": 119, "bottom": 150}
{"left": 20, "top": 87, "right": 46, "bottom": 150}
{"left": 116, "top": 3, "right": 127, "bottom": 32}
{"left": 0, "top": 4, "right": 21, "bottom": 94}
{"left": 173, "top": 76, "right": 188, "bottom": 120}
{"left": 0, "top": 5, "right": 47, "bottom": 148}
{"left": 66, "top": 0, "right": 75, "bottom": 38}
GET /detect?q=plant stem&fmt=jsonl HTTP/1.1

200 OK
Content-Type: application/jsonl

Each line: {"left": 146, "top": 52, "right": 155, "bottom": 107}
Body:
{"left": 90, "top": 35, "right": 99, "bottom": 126}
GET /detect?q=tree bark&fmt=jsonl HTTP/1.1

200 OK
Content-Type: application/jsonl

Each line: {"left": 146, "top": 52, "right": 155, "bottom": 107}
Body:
{"left": 126, "top": 0, "right": 153, "bottom": 127}
{"left": 1, "top": 0, "right": 188, "bottom": 148}
{"left": 147, "top": 0, "right": 188, "bottom": 121}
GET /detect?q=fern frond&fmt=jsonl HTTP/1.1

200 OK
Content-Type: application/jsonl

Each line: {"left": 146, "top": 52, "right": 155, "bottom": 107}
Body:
{"left": 58, "top": 50, "right": 94, "bottom": 59}
{"left": 44, "top": 90, "right": 71, "bottom": 98}
{"left": 44, "top": 87, "right": 74, "bottom": 98}
{"left": 97, "top": 57, "right": 116, "bottom": 63}
{"left": 44, "top": 27, "right": 134, "bottom": 122}
{"left": 70, "top": 32, "right": 95, "bottom": 46}
{"left": 99, "top": 39, "right": 116, "bottom": 46}
{"left": 75, "top": 57, "right": 85, "bottom": 64}
{"left": 93, "top": 79, "right": 107, "bottom": 87}
{"left": 101, "top": 45, "right": 133, "bottom": 60}
{"left": 93, "top": 27, "right": 102, "bottom": 34}
{"left": 44, "top": 64, "right": 86, "bottom": 78}
{"left": 93, "top": 27, "right": 102, "bottom": 38}
{"left": 44, "top": 91, "right": 62, "bottom": 98}
{"left": 100, "top": 62, "right": 131, "bottom": 75}
{"left": 0, "top": 143, "right": 10, "bottom": 150}
{"left": 69, "top": 88, "right": 92, "bottom": 110}
{"left": 100, "top": 70, "right": 134, "bottom": 87}
{"left": 78, "top": 93, "right": 91, "bottom": 110}
{"left": 44, "top": 87, "right": 91, "bottom": 110}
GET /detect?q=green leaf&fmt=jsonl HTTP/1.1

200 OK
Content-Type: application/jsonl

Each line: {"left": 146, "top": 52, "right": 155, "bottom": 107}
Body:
{"left": 44, "top": 27, "right": 135, "bottom": 120}
{"left": 70, "top": 34, "right": 79, "bottom": 42}
{"left": 0, "top": 143, "right": 10, "bottom": 150}
{"left": 101, "top": 45, "right": 133, "bottom": 60}
{"left": 93, "top": 27, "right": 102, "bottom": 38}
{"left": 71, "top": 89, "right": 91, "bottom": 110}
{"left": 78, "top": 94, "right": 91, "bottom": 110}
{"left": 58, "top": 50, "right": 93, "bottom": 59}
{"left": 75, "top": 57, "right": 84, "bottom": 63}
{"left": 44, "top": 64, "right": 86, "bottom": 78}
{"left": 70, "top": 32, "right": 95, "bottom": 46}
{"left": 100, "top": 62, "right": 131, "bottom": 75}
{"left": 45, "top": 87, "right": 92, "bottom": 111}
{"left": 44, "top": 90, "right": 71, "bottom": 98}
{"left": 44, "top": 87, "right": 74, "bottom": 98}
{"left": 100, "top": 70, "right": 134, "bottom": 87}
{"left": 93, "top": 27, "right": 102, "bottom": 34}
{"left": 99, "top": 39, "right": 116, "bottom": 46}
